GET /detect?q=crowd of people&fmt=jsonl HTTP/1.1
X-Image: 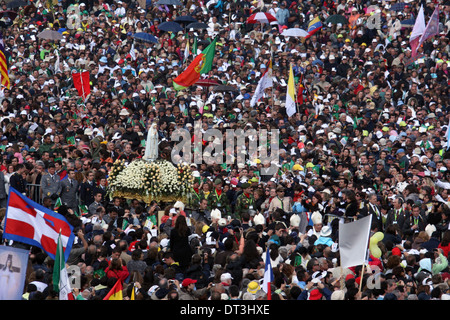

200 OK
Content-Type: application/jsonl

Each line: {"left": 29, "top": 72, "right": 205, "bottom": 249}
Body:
{"left": 0, "top": 0, "right": 448, "bottom": 301}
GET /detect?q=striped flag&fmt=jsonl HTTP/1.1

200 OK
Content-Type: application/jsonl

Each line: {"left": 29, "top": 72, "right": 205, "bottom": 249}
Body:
{"left": 0, "top": 32, "right": 10, "bottom": 89}
{"left": 54, "top": 197, "right": 62, "bottom": 211}
{"left": 3, "top": 188, "right": 75, "bottom": 261}
{"left": 103, "top": 279, "right": 123, "bottom": 300}
{"left": 305, "top": 16, "right": 322, "bottom": 39}
{"left": 173, "top": 37, "right": 217, "bottom": 91}
{"left": 410, "top": 5, "right": 426, "bottom": 57}
{"left": 79, "top": 205, "right": 88, "bottom": 216}
{"left": 72, "top": 71, "right": 90, "bottom": 100}
{"left": 262, "top": 248, "right": 274, "bottom": 300}
{"left": 193, "top": 36, "right": 197, "bottom": 56}
{"left": 53, "top": 231, "right": 75, "bottom": 300}
{"left": 285, "top": 64, "right": 296, "bottom": 117}
{"left": 419, "top": 5, "right": 439, "bottom": 46}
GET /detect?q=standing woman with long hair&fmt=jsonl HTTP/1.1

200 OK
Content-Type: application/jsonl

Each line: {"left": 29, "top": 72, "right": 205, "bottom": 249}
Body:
{"left": 169, "top": 215, "right": 193, "bottom": 273}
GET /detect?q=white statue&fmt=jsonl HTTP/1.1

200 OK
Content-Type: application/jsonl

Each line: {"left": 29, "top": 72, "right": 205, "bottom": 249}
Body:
{"left": 144, "top": 122, "right": 158, "bottom": 161}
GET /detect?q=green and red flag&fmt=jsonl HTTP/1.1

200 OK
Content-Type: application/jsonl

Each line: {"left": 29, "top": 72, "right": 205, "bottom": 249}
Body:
{"left": 79, "top": 205, "right": 88, "bottom": 216}
{"left": 173, "top": 37, "right": 217, "bottom": 91}
{"left": 54, "top": 197, "right": 62, "bottom": 211}
{"left": 53, "top": 231, "right": 75, "bottom": 300}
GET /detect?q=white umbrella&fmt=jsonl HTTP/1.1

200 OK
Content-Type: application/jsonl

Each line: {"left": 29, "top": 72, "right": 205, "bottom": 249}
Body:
{"left": 281, "top": 28, "right": 309, "bottom": 38}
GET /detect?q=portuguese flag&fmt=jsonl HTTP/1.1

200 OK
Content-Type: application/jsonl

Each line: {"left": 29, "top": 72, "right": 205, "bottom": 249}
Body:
{"left": 173, "top": 37, "right": 217, "bottom": 91}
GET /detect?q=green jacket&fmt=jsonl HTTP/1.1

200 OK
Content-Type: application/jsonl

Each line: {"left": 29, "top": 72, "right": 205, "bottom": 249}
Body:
{"left": 235, "top": 192, "right": 255, "bottom": 219}
{"left": 432, "top": 254, "right": 448, "bottom": 275}
{"left": 208, "top": 188, "right": 231, "bottom": 214}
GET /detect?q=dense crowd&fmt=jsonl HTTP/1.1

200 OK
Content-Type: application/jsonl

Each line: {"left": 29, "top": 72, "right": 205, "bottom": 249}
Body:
{"left": 0, "top": 0, "right": 449, "bottom": 301}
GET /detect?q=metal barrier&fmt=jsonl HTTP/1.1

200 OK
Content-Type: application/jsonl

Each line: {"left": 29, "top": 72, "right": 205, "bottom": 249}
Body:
{"left": 26, "top": 183, "right": 82, "bottom": 211}
{"left": 26, "top": 184, "right": 42, "bottom": 205}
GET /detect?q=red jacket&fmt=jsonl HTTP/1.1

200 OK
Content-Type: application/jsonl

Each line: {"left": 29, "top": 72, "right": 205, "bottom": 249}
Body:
{"left": 438, "top": 243, "right": 450, "bottom": 258}
{"left": 105, "top": 266, "right": 129, "bottom": 283}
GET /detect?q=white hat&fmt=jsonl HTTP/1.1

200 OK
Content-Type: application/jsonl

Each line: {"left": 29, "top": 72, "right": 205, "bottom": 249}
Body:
{"left": 218, "top": 218, "right": 227, "bottom": 227}
{"left": 290, "top": 214, "right": 300, "bottom": 227}
{"left": 220, "top": 272, "right": 233, "bottom": 282}
{"left": 173, "top": 201, "right": 185, "bottom": 211}
{"left": 254, "top": 213, "right": 265, "bottom": 225}
{"left": 425, "top": 224, "right": 436, "bottom": 238}
{"left": 320, "top": 225, "right": 332, "bottom": 237}
{"left": 84, "top": 128, "right": 93, "bottom": 136}
{"left": 311, "top": 211, "right": 322, "bottom": 225}
{"left": 211, "top": 209, "right": 221, "bottom": 220}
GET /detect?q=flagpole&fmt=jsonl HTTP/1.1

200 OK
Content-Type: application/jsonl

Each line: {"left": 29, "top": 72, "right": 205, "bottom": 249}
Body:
{"left": 358, "top": 263, "right": 366, "bottom": 297}
{"left": 271, "top": 46, "right": 274, "bottom": 107}
{"left": 292, "top": 63, "right": 299, "bottom": 116}
{"left": 78, "top": 69, "right": 86, "bottom": 102}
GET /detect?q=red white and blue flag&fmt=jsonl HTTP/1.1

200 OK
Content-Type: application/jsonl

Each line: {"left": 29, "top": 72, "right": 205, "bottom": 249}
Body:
{"left": 3, "top": 188, "right": 75, "bottom": 261}
{"left": 262, "top": 248, "right": 274, "bottom": 300}
{"left": 419, "top": 5, "right": 440, "bottom": 46}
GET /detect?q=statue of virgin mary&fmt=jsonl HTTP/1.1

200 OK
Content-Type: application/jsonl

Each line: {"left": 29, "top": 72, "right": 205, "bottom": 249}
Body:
{"left": 144, "top": 122, "right": 158, "bottom": 161}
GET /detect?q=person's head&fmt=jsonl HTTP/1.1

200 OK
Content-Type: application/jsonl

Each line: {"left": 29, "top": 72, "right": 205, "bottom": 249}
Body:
{"left": 368, "top": 193, "right": 377, "bottom": 205}
{"left": 67, "top": 169, "right": 76, "bottom": 179}
{"left": 47, "top": 163, "right": 56, "bottom": 175}
{"left": 94, "top": 192, "right": 102, "bottom": 203}
{"left": 87, "top": 170, "right": 95, "bottom": 181}
{"left": 199, "top": 198, "right": 208, "bottom": 210}
{"left": 393, "top": 196, "right": 404, "bottom": 209}
{"left": 411, "top": 204, "right": 421, "bottom": 217}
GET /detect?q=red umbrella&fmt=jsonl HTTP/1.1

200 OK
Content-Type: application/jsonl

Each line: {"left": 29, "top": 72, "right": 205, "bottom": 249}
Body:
{"left": 246, "top": 12, "right": 277, "bottom": 24}
{"left": 195, "top": 79, "right": 220, "bottom": 87}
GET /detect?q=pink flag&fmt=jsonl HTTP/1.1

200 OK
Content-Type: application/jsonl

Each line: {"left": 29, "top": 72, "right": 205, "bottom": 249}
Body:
{"left": 410, "top": 5, "right": 425, "bottom": 57}
{"left": 419, "top": 5, "right": 439, "bottom": 46}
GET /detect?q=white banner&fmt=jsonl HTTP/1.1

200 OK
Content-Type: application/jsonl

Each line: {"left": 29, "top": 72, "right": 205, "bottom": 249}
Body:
{"left": 0, "top": 245, "right": 29, "bottom": 300}
{"left": 338, "top": 215, "right": 372, "bottom": 269}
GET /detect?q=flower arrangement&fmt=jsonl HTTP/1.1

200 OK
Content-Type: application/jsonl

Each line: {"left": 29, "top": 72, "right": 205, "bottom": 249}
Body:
{"left": 156, "top": 159, "right": 181, "bottom": 195}
{"left": 106, "top": 159, "right": 126, "bottom": 195}
{"left": 177, "top": 163, "right": 194, "bottom": 196}
{"left": 142, "top": 161, "right": 161, "bottom": 197}
{"left": 107, "top": 159, "right": 192, "bottom": 203}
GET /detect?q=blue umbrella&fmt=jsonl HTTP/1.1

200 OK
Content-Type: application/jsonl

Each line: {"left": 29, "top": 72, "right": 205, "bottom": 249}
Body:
{"left": 132, "top": 32, "right": 158, "bottom": 43}
{"left": 155, "top": 0, "right": 182, "bottom": 5}
{"left": 312, "top": 59, "right": 324, "bottom": 67}
{"left": 175, "top": 15, "right": 197, "bottom": 23}
{"left": 390, "top": 3, "right": 407, "bottom": 11}
{"left": 186, "top": 22, "right": 209, "bottom": 30}
{"left": 158, "top": 21, "right": 183, "bottom": 33}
